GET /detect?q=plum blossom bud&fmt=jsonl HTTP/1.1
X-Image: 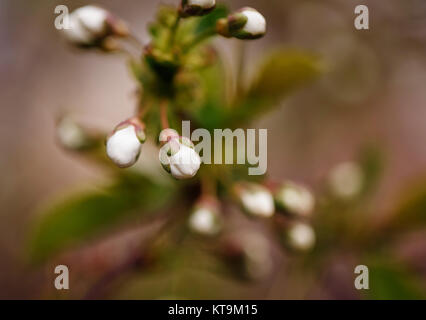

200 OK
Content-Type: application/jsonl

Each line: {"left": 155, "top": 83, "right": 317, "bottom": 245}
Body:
{"left": 62, "top": 5, "right": 128, "bottom": 47}
{"left": 275, "top": 182, "right": 315, "bottom": 217}
{"left": 328, "top": 162, "right": 363, "bottom": 199}
{"left": 217, "top": 7, "right": 266, "bottom": 40}
{"left": 106, "top": 118, "right": 145, "bottom": 168}
{"left": 188, "top": 199, "right": 222, "bottom": 236}
{"left": 56, "top": 116, "right": 89, "bottom": 150}
{"left": 236, "top": 183, "right": 275, "bottom": 218}
{"left": 159, "top": 135, "right": 201, "bottom": 180}
{"left": 286, "top": 223, "right": 316, "bottom": 252}
{"left": 180, "top": 0, "right": 216, "bottom": 17}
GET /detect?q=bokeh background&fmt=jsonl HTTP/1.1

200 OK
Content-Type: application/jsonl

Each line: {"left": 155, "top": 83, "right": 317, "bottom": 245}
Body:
{"left": 1, "top": 0, "right": 426, "bottom": 299}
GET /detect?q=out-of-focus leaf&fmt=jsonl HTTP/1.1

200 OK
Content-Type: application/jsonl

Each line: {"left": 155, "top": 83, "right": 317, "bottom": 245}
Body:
{"left": 384, "top": 179, "right": 426, "bottom": 234}
{"left": 29, "top": 174, "right": 175, "bottom": 263}
{"left": 232, "top": 49, "right": 321, "bottom": 125}
{"left": 358, "top": 146, "right": 384, "bottom": 198}
{"left": 248, "top": 49, "right": 322, "bottom": 101}
{"left": 364, "top": 258, "right": 426, "bottom": 300}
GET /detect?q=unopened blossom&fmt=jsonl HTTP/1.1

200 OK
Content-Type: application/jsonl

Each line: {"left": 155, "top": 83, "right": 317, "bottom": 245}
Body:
{"left": 56, "top": 116, "right": 88, "bottom": 150}
{"left": 180, "top": 0, "right": 216, "bottom": 17}
{"left": 159, "top": 136, "right": 201, "bottom": 180}
{"left": 218, "top": 7, "right": 266, "bottom": 40}
{"left": 189, "top": 201, "right": 222, "bottom": 236}
{"left": 106, "top": 118, "right": 146, "bottom": 168}
{"left": 287, "top": 223, "right": 316, "bottom": 251}
{"left": 237, "top": 183, "right": 275, "bottom": 218}
{"left": 275, "top": 182, "right": 315, "bottom": 217}
{"left": 62, "top": 5, "right": 128, "bottom": 46}
{"left": 328, "top": 162, "right": 364, "bottom": 199}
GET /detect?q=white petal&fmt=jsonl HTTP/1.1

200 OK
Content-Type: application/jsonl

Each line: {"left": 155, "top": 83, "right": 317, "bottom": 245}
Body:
{"left": 277, "top": 183, "right": 315, "bottom": 216}
{"left": 169, "top": 145, "right": 201, "bottom": 179}
{"left": 106, "top": 126, "right": 141, "bottom": 168}
{"left": 57, "top": 117, "right": 86, "bottom": 149}
{"left": 241, "top": 9, "right": 266, "bottom": 36}
{"left": 288, "top": 223, "right": 316, "bottom": 251}
{"left": 75, "top": 6, "right": 108, "bottom": 34}
{"left": 241, "top": 187, "right": 274, "bottom": 217}
{"left": 329, "top": 162, "right": 363, "bottom": 198}
{"left": 62, "top": 14, "right": 93, "bottom": 44}
{"left": 189, "top": 208, "right": 220, "bottom": 235}
{"left": 188, "top": 0, "right": 215, "bottom": 9}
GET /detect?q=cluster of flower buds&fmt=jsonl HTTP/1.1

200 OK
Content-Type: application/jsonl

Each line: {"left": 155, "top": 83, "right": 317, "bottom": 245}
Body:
{"left": 234, "top": 182, "right": 275, "bottom": 218}
{"left": 106, "top": 117, "right": 146, "bottom": 168}
{"left": 159, "top": 129, "right": 201, "bottom": 180}
{"left": 217, "top": 7, "right": 266, "bottom": 40}
{"left": 179, "top": 0, "right": 216, "bottom": 17}
{"left": 62, "top": 5, "right": 129, "bottom": 49}
{"left": 219, "top": 231, "right": 273, "bottom": 280}
{"left": 274, "top": 181, "right": 315, "bottom": 217}
{"left": 188, "top": 197, "right": 222, "bottom": 236}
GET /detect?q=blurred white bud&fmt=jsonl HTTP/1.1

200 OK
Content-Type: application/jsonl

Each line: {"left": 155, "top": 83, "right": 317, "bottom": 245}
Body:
{"left": 329, "top": 162, "right": 364, "bottom": 199}
{"left": 56, "top": 117, "right": 87, "bottom": 150}
{"left": 287, "top": 223, "right": 316, "bottom": 251}
{"left": 220, "top": 7, "right": 266, "bottom": 40}
{"left": 106, "top": 119, "right": 145, "bottom": 168}
{"left": 275, "top": 182, "right": 315, "bottom": 217}
{"left": 160, "top": 137, "right": 201, "bottom": 179}
{"left": 237, "top": 183, "right": 275, "bottom": 218}
{"left": 181, "top": 0, "right": 216, "bottom": 17}
{"left": 189, "top": 203, "right": 222, "bottom": 236}
{"left": 62, "top": 6, "right": 128, "bottom": 47}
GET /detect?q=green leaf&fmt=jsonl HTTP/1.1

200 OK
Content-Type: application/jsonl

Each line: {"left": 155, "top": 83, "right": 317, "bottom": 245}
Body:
{"left": 384, "top": 179, "right": 426, "bottom": 234}
{"left": 358, "top": 146, "right": 384, "bottom": 198}
{"left": 364, "top": 258, "right": 426, "bottom": 300}
{"left": 28, "top": 174, "right": 175, "bottom": 263}
{"left": 231, "top": 49, "right": 322, "bottom": 125}
{"left": 248, "top": 49, "right": 322, "bottom": 101}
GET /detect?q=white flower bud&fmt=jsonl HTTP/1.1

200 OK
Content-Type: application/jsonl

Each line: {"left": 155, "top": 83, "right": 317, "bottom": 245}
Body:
{"left": 329, "top": 162, "right": 363, "bottom": 199}
{"left": 275, "top": 182, "right": 315, "bottom": 217}
{"left": 56, "top": 117, "right": 88, "bottom": 150}
{"left": 189, "top": 203, "right": 222, "bottom": 236}
{"left": 180, "top": 0, "right": 216, "bottom": 17}
{"left": 237, "top": 183, "right": 275, "bottom": 218}
{"left": 287, "top": 223, "right": 316, "bottom": 251}
{"left": 63, "top": 6, "right": 109, "bottom": 45}
{"left": 106, "top": 119, "right": 145, "bottom": 168}
{"left": 222, "top": 7, "right": 266, "bottom": 40}
{"left": 62, "top": 6, "right": 128, "bottom": 47}
{"left": 160, "top": 137, "right": 201, "bottom": 180}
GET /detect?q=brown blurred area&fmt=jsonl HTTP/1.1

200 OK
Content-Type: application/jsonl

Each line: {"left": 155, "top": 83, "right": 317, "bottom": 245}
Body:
{"left": 1, "top": 0, "right": 426, "bottom": 299}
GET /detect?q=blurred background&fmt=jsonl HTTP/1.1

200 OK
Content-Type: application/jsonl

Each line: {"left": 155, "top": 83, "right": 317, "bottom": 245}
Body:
{"left": 1, "top": 0, "right": 426, "bottom": 299}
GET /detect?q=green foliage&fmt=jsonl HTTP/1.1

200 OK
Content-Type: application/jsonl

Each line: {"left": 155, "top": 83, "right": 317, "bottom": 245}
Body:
{"left": 232, "top": 49, "right": 322, "bottom": 125}
{"left": 364, "top": 258, "right": 426, "bottom": 300}
{"left": 385, "top": 180, "right": 426, "bottom": 234}
{"left": 29, "top": 174, "right": 175, "bottom": 263}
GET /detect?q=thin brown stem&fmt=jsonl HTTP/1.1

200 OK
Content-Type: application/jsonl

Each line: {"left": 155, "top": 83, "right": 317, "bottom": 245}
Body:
{"left": 160, "top": 99, "right": 170, "bottom": 129}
